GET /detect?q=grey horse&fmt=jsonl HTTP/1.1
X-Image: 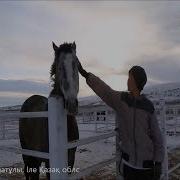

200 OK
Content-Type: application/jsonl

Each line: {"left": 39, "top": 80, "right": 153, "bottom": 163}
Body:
{"left": 19, "top": 42, "right": 79, "bottom": 180}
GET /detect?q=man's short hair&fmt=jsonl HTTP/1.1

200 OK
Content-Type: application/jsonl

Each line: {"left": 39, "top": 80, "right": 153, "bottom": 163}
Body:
{"left": 129, "top": 66, "right": 147, "bottom": 91}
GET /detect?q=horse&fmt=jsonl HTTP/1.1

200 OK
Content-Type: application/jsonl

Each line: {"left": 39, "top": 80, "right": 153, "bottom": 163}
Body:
{"left": 19, "top": 42, "right": 79, "bottom": 180}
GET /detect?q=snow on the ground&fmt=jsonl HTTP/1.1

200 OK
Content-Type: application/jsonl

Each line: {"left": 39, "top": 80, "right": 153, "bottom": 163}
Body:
{"left": 0, "top": 126, "right": 116, "bottom": 168}
{"left": 75, "top": 127, "right": 116, "bottom": 170}
{"left": 0, "top": 123, "right": 116, "bottom": 179}
{"left": 0, "top": 120, "right": 179, "bottom": 179}
{"left": 167, "top": 136, "right": 180, "bottom": 150}
{"left": 0, "top": 139, "right": 22, "bottom": 167}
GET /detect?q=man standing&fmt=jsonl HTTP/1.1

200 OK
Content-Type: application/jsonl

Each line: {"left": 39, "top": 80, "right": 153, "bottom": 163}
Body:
{"left": 77, "top": 60, "right": 164, "bottom": 180}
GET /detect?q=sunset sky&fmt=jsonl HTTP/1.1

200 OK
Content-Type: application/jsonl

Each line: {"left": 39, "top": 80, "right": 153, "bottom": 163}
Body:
{"left": 0, "top": 1, "right": 180, "bottom": 106}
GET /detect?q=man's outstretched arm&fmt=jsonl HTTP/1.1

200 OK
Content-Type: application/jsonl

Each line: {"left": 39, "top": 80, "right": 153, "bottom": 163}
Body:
{"left": 77, "top": 59, "right": 123, "bottom": 111}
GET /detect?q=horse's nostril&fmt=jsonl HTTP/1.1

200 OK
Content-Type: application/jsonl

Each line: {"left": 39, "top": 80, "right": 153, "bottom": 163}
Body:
{"left": 64, "top": 100, "right": 68, "bottom": 109}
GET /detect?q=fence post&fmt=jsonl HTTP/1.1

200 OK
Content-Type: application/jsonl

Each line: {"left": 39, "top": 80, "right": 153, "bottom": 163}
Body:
{"left": 48, "top": 96, "right": 68, "bottom": 180}
{"left": 115, "top": 115, "right": 123, "bottom": 180}
{"left": 95, "top": 112, "right": 98, "bottom": 133}
{"left": 175, "top": 110, "right": 177, "bottom": 137}
{"left": 160, "top": 99, "right": 168, "bottom": 180}
{"left": 2, "top": 118, "right": 5, "bottom": 140}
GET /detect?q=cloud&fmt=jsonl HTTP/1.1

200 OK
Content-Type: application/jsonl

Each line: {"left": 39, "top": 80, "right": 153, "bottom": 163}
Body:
{"left": 0, "top": 79, "right": 50, "bottom": 95}
{"left": 112, "top": 2, "right": 180, "bottom": 85}
{"left": 0, "top": 1, "right": 157, "bottom": 81}
{"left": 0, "top": 1, "right": 180, "bottom": 105}
{"left": 142, "top": 56, "right": 180, "bottom": 84}
{"left": 127, "top": 2, "right": 180, "bottom": 49}
{"left": 81, "top": 58, "right": 127, "bottom": 77}
{"left": 0, "top": 77, "right": 93, "bottom": 106}
{"left": 0, "top": 79, "right": 51, "bottom": 106}
{"left": 124, "top": 51, "right": 180, "bottom": 85}
{"left": 0, "top": 96, "right": 25, "bottom": 107}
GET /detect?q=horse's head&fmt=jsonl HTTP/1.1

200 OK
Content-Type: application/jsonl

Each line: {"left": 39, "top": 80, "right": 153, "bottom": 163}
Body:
{"left": 51, "top": 41, "right": 79, "bottom": 115}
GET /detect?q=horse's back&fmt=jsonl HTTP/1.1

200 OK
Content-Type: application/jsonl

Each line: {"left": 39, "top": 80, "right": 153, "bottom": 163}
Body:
{"left": 19, "top": 95, "right": 48, "bottom": 152}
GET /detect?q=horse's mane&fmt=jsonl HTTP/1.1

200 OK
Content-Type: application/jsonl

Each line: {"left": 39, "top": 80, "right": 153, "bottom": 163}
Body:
{"left": 50, "top": 42, "right": 74, "bottom": 89}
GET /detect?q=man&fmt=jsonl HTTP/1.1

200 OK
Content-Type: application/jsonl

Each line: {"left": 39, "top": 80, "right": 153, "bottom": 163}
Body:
{"left": 77, "top": 60, "right": 164, "bottom": 180}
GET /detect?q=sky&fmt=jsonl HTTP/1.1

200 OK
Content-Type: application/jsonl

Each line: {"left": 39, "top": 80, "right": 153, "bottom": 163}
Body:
{"left": 0, "top": 1, "right": 180, "bottom": 106}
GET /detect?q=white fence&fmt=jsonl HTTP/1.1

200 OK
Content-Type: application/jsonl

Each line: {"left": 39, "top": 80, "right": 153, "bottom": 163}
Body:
{"left": 159, "top": 99, "right": 180, "bottom": 180}
{"left": 0, "top": 97, "right": 179, "bottom": 179}
{"left": 0, "top": 96, "right": 121, "bottom": 180}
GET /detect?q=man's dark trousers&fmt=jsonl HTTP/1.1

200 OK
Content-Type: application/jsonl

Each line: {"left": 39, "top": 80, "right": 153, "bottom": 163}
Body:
{"left": 123, "top": 164, "right": 160, "bottom": 180}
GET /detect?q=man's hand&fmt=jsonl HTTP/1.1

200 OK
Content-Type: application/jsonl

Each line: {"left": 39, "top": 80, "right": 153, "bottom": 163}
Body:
{"left": 76, "top": 58, "right": 89, "bottom": 79}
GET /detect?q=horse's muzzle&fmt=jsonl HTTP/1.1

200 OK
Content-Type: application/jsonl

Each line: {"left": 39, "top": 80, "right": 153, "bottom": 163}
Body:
{"left": 65, "top": 98, "right": 78, "bottom": 115}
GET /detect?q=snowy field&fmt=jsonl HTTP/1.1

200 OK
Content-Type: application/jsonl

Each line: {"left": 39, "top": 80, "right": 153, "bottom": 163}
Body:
{"left": 0, "top": 115, "right": 116, "bottom": 180}
{"left": 0, "top": 113, "right": 179, "bottom": 179}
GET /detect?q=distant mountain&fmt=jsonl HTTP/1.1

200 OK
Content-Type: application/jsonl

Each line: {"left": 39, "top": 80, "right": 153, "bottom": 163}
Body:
{"left": 0, "top": 105, "right": 21, "bottom": 111}
{"left": 1, "top": 82, "right": 180, "bottom": 110}
{"left": 144, "top": 82, "right": 180, "bottom": 92}
{"left": 143, "top": 82, "right": 180, "bottom": 98}
{"left": 78, "top": 95, "right": 101, "bottom": 106}
{"left": 79, "top": 82, "right": 180, "bottom": 106}
{"left": 0, "top": 96, "right": 101, "bottom": 110}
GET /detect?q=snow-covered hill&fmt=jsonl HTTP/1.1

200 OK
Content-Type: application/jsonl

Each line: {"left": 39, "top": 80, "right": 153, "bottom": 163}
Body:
{"left": 0, "top": 82, "right": 180, "bottom": 110}
{"left": 143, "top": 82, "right": 180, "bottom": 98}
{"left": 0, "top": 105, "right": 21, "bottom": 111}
{"left": 78, "top": 82, "right": 180, "bottom": 105}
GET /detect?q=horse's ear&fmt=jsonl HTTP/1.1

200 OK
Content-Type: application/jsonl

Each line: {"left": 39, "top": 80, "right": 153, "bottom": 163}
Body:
{"left": 72, "top": 41, "right": 76, "bottom": 51}
{"left": 52, "top": 41, "right": 58, "bottom": 51}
